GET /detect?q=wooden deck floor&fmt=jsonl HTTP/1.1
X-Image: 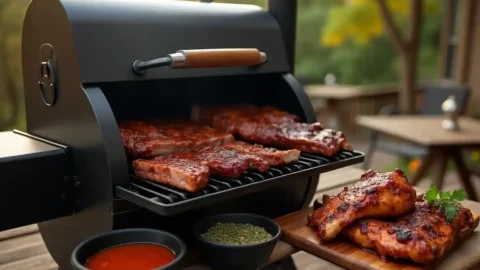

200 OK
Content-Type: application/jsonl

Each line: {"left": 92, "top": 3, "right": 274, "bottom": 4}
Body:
{"left": 1, "top": 165, "right": 479, "bottom": 270}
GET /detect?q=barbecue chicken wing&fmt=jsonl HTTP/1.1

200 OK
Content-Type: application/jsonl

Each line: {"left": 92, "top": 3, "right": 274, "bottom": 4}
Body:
{"left": 307, "top": 169, "right": 416, "bottom": 241}
{"left": 342, "top": 195, "right": 478, "bottom": 263}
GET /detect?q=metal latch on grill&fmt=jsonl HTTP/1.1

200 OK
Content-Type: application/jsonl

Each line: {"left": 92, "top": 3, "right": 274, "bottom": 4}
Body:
{"left": 38, "top": 61, "right": 57, "bottom": 106}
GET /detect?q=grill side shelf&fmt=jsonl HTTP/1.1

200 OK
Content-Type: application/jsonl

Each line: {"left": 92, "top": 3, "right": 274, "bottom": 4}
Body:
{"left": 115, "top": 150, "right": 365, "bottom": 215}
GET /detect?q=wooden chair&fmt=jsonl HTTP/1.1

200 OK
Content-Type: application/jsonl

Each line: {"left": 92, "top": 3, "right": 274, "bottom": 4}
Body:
{"left": 363, "top": 85, "right": 471, "bottom": 170}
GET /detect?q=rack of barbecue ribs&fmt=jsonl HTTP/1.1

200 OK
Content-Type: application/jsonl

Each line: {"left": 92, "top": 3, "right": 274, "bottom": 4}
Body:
{"left": 119, "top": 119, "right": 302, "bottom": 192}
{"left": 118, "top": 120, "right": 235, "bottom": 158}
{"left": 223, "top": 141, "right": 300, "bottom": 166}
{"left": 119, "top": 103, "right": 354, "bottom": 192}
{"left": 191, "top": 104, "right": 352, "bottom": 157}
{"left": 307, "top": 168, "right": 479, "bottom": 264}
{"left": 133, "top": 156, "right": 211, "bottom": 192}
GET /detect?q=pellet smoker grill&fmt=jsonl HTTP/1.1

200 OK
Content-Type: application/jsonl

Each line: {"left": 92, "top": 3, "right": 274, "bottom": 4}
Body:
{"left": 0, "top": 0, "right": 364, "bottom": 268}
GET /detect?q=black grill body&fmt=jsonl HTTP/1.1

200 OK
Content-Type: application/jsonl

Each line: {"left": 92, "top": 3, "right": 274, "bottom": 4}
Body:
{"left": 0, "top": 0, "right": 364, "bottom": 268}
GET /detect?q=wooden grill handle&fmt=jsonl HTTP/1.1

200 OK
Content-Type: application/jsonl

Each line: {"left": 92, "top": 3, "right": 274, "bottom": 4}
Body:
{"left": 132, "top": 48, "right": 267, "bottom": 74}
{"left": 172, "top": 48, "right": 267, "bottom": 69}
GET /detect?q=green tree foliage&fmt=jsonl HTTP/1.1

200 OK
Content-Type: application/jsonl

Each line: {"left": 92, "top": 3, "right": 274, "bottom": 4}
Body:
{"left": 216, "top": 0, "right": 441, "bottom": 85}
{"left": 316, "top": 0, "right": 441, "bottom": 84}
{"left": 0, "top": 0, "right": 28, "bottom": 130}
{"left": 295, "top": 0, "right": 399, "bottom": 84}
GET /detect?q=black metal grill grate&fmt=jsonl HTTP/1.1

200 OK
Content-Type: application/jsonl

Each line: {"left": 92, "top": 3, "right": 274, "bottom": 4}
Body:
{"left": 116, "top": 150, "right": 364, "bottom": 215}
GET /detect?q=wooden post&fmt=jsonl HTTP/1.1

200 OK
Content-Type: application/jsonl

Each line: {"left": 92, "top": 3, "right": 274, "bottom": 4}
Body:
{"left": 455, "top": 0, "right": 477, "bottom": 84}
{"left": 438, "top": 0, "right": 455, "bottom": 78}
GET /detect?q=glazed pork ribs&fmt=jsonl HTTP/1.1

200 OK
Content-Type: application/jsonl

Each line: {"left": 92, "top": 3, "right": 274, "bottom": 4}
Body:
{"left": 164, "top": 145, "right": 269, "bottom": 178}
{"left": 133, "top": 145, "right": 270, "bottom": 191}
{"left": 191, "top": 104, "right": 351, "bottom": 157}
{"left": 119, "top": 119, "right": 299, "bottom": 164}
{"left": 121, "top": 119, "right": 303, "bottom": 192}
{"left": 133, "top": 156, "right": 210, "bottom": 192}
{"left": 223, "top": 141, "right": 300, "bottom": 166}
{"left": 307, "top": 169, "right": 416, "bottom": 241}
{"left": 342, "top": 196, "right": 479, "bottom": 263}
{"left": 119, "top": 120, "right": 235, "bottom": 158}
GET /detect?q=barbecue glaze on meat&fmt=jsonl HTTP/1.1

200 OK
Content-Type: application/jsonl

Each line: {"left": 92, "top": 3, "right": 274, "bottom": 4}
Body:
{"left": 223, "top": 141, "right": 300, "bottom": 166}
{"left": 133, "top": 145, "right": 269, "bottom": 191}
{"left": 192, "top": 104, "right": 300, "bottom": 130}
{"left": 342, "top": 196, "right": 479, "bottom": 263}
{"left": 191, "top": 104, "right": 351, "bottom": 157}
{"left": 307, "top": 169, "right": 416, "bottom": 241}
{"left": 119, "top": 120, "right": 234, "bottom": 158}
{"left": 168, "top": 145, "right": 269, "bottom": 178}
{"left": 133, "top": 156, "right": 210, "bottom": 192}
{"left": 237, "top": 122, "right": 351, "bottom": 157}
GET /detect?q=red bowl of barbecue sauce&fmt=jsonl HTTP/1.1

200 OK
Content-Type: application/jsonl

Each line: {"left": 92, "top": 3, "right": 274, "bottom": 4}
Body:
{"left": 71, "top": 229, "right": 186, "bottom": 270}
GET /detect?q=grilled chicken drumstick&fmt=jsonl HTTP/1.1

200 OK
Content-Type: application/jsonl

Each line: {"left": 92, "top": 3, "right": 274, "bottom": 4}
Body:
{"left": 307, "top": 169, "right": 416, "bottom": 241}
{"left": 342, "top": 195, "right": 478, "bottom": 263}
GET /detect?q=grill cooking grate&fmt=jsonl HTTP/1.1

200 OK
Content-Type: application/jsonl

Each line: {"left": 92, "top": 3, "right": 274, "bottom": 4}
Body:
{"left": 116, "top": 150, "right": 364, "bottom": 215}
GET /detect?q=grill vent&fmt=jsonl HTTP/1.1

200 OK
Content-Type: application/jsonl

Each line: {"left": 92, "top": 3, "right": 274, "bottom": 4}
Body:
{"left": 116, "top": 150, "right": 364, "bottom": 215}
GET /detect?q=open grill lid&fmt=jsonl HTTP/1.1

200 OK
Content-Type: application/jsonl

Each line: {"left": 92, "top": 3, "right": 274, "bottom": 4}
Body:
{"left": 23, "top": 0, "right": 290, "bottom": 84}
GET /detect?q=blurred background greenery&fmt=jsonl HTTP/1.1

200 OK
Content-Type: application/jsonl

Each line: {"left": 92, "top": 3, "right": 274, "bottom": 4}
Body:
{"left": 0, "top": 0, "right": 441, "bottom": 131}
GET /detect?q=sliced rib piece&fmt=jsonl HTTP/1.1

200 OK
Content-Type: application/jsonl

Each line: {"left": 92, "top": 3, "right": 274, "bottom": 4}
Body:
{"left": 191, "top": 104, "right": 351, "bottom": 157}
{"left": 133, "top": 156, "right": 210, "bottom": 192}
{"left": 192, "top": 104, "right": 300, "bottom": 132}
{"left": 169, "top": 145, "right": 269, "bottom": 178}
{"left": 307, "top": 168, "right": 416, "bottom": 241}
{"left": 119, "top": 120, "right": 234, "bottom": 158}
{"left": 342, "top": 196, "right": 479, "bottom": 263}
{"left": 237, "top": 122, "right": 351, "bottom": 157}
{"left": 223, "top": 141, "right": 300, "bottom": 166}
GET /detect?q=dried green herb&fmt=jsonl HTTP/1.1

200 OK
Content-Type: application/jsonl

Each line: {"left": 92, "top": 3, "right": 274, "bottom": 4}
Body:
{"left": 201, "top": 222, "right": 273, "bottom": 245}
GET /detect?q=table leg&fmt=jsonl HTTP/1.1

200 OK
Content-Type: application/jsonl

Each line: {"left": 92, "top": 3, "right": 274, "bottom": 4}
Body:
{"left": 450, "top": 148, "right": 478, "bottom": 201}
{"left": 430, "top": 148, "right": 448, "bottom": 191}
{"left": 409, "top": 150, "right": 434, "bottom": 185}
{"left": 326, "top": 99, "right": 342, "bottom": 131}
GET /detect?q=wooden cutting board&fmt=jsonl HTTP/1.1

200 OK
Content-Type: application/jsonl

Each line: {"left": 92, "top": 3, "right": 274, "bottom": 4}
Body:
{"left": 275, "top": 204, "right": 480, "bottom": 270}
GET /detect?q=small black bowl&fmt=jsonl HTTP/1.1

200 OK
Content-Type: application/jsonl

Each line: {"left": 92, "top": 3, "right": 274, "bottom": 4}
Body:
{"left": 193, "top": 213, "right": 281, "bottom": 270}
{"left": 71, "top": 228, "right": 186, "bottom": 270}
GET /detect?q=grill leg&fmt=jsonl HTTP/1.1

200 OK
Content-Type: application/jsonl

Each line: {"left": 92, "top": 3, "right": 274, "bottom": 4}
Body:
{"left": 261, "top": 257, "right": 298, "bottom": 270}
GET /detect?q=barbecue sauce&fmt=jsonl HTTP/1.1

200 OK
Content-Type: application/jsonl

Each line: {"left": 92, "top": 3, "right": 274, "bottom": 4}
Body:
{"left": 85, "top": 243, "right": 175, "bottom": 270}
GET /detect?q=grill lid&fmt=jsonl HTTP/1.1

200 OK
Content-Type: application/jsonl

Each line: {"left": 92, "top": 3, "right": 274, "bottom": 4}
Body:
{"left": 23, "top": 0, "right": 290, "bottom": 84}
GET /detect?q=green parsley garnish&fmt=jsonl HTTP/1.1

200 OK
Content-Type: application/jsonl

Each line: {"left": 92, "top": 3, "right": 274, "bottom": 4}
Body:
{"left": 424, "top": 185, "right": 466, "bottom": 223}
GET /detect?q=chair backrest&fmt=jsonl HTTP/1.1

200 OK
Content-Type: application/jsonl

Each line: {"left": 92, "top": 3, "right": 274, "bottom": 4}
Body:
{"left": 419, "top": 84, "right": 471, "bottom": 115}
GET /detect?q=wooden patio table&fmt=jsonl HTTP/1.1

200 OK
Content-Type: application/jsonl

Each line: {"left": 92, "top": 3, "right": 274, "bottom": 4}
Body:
{"left": 356, "top": 115, "right": 480, "bottom": 201}
{"left": 305, "top": 85, "right": 398, "bottom": 134}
